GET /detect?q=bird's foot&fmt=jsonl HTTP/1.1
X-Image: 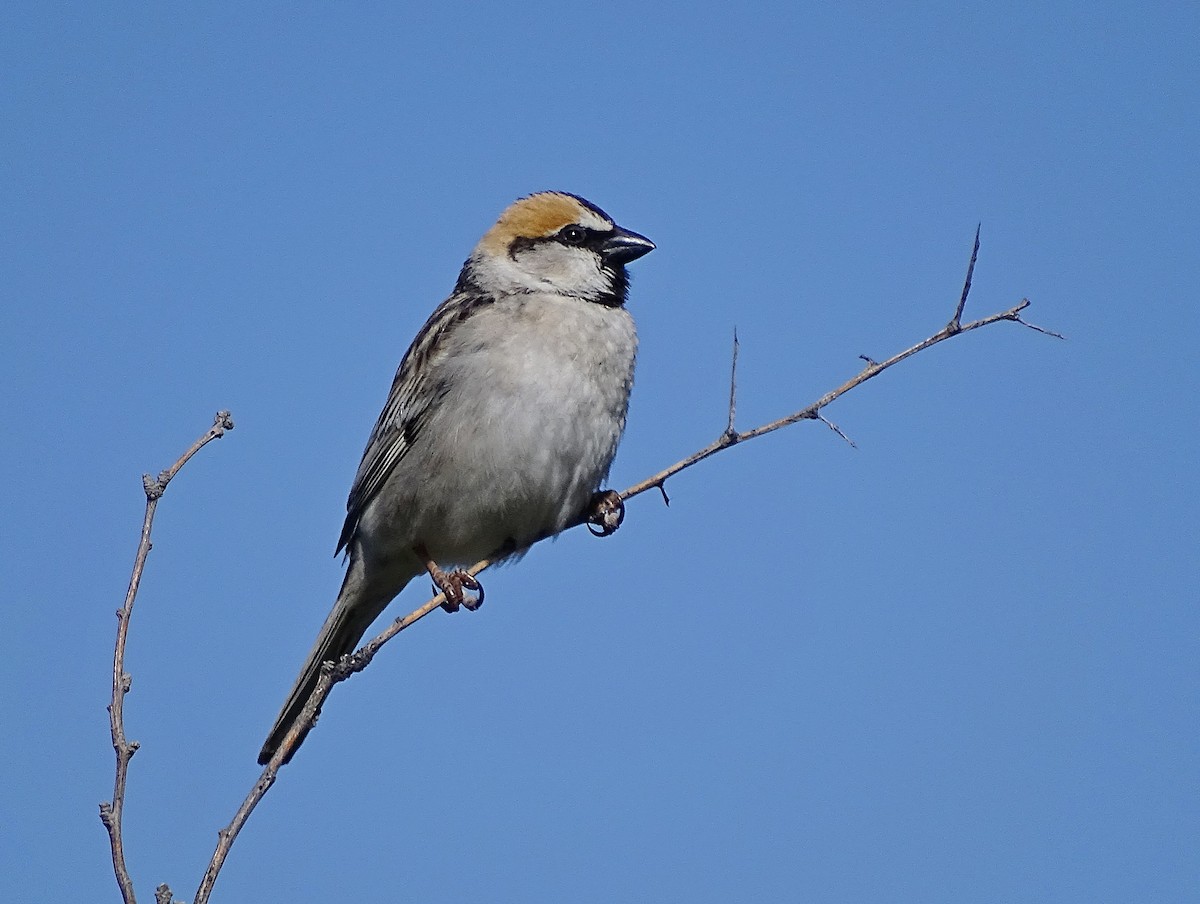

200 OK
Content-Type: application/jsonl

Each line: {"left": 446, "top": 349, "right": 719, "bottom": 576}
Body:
{"left": 417, "top": 548, "right": 483, "bottom": 612}
{"left": 435, "top": 569, "right": 482, "bottom": 613}
{"left": 586, "top": 489, "right": 625, "bottom": 537}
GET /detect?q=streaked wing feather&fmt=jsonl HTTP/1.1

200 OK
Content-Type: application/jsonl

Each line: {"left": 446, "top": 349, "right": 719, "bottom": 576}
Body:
{"left": 336, "top": 289, "right": 494, "bottom": 553}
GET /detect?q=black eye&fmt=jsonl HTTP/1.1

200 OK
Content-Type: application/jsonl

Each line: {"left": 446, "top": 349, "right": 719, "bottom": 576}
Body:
{"left": 559, "top": 225, "right": 588, "bottom": 245}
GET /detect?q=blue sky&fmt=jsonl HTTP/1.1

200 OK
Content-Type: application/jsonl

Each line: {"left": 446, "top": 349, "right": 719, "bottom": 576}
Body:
{"left": 3, "top": 2, "right": 1197, "bottom": 901}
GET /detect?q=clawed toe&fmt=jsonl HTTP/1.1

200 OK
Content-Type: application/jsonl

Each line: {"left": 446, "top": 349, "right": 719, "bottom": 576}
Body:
{"left": 435, "top": 571, "right": 483, "bottom": 613}
{"left": 586, "top": 489, "right": 625, "bottom": 537}
{"left": 415, "top": 543, "right": 483, "bottom": 613}
{"left": 458, "top": 575, "right": 483, "bottom": 611}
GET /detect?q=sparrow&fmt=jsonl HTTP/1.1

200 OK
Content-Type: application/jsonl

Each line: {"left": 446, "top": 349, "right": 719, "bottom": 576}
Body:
{"left": 258, "top": 191, "right": 654, "bottom": 764}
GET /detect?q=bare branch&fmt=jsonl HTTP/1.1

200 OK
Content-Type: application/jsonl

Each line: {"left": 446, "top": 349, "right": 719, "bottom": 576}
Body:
{"left": 196, "top": 229, "right": 1060, "bottom": 898}
{"left": 195, "top": 765, "right": 277, "bottom": 904}
{"left": 101, "top": 411, "right": 234, "bottom": 904}
{"left": 248, "top": 235, "right": 1057, "bottom": 766}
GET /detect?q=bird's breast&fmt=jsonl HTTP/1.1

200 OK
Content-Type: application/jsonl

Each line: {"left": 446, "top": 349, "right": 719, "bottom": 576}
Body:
{"left": 378, "top": 293, "right": 637, "bottom": 562}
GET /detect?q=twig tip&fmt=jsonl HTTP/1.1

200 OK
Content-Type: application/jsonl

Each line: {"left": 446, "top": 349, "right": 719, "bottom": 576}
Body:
{"left": 725, "top": 327, "right": 740, "bottom": 435}
{"left": 817, "top": 413, "right": 857, "bottom": 449}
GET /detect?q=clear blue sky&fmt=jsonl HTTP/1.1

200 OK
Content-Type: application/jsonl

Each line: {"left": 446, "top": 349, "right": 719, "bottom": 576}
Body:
{"left": 3, "top": 3, "right": 1197, "bottom": 902}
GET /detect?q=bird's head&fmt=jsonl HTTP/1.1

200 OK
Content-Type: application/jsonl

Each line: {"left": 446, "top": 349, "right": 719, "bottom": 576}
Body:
{"left": 461, "top": 191, "right": 655, "bottom": 305}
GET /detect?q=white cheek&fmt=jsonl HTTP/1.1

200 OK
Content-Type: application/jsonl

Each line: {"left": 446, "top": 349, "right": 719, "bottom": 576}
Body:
{"left": 515, "top": 245, "right": 609, "bottom": 297}
{"left": 469, "top": 243, "right": 612, "bottom": 299}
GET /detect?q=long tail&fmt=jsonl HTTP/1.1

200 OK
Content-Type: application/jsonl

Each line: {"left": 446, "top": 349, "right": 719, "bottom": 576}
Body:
{"left": 258, "top": 571, "right": 406, "bottom": 765}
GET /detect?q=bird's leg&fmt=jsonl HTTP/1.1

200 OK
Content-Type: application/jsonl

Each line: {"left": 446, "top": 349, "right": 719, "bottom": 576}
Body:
{"left": 585, "top": 489, "right": 625, "bottom": 537}
{"left": 415, "top": 544, "right": 483, "bottom": 613}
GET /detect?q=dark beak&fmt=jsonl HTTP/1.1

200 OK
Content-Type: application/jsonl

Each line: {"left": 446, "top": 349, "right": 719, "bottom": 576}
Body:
{"left": 600, "top": 226, "right": 655, "bottom": 265}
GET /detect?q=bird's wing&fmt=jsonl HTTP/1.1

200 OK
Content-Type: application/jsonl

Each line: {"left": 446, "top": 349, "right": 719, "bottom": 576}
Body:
{"left": 336, "top": 289, "right": 495, "bottom": 554}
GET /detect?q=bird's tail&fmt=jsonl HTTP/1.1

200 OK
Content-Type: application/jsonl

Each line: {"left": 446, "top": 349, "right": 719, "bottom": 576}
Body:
{"left": 257, "top": 574, "right": 400, "bottom": 765}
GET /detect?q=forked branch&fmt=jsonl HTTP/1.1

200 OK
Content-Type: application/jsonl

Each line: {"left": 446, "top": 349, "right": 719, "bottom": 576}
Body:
{"left": 105, "top": 231, "right": 1059, "bottom": 904}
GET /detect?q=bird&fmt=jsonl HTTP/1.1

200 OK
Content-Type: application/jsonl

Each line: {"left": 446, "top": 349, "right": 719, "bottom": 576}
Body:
{"left": 258, "top": 191, "right": 654, "bottom": 765}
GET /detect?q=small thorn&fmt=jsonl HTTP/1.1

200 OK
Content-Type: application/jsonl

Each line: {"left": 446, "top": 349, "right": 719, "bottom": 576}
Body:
{"left": 817, "top": 413, "right": 857, "bottom": 448}
{"left": 952, "top": 223, "right": 981, "bottom": 327}
{"left": 725, "top": 326, "right": 740, "bottom": 436}
{"left": 1013, "top": 316, "right": 1066, "bottom": 340}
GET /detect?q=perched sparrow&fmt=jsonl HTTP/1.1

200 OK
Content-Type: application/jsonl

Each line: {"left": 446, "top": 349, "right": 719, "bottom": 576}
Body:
{"left": 258, "top": 191, "right": 654, "bottom": 764}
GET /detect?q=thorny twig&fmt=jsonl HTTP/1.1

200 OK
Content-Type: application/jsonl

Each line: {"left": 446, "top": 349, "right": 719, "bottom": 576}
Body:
{"left": 193, "top": 228, "right": 1062, "bottom": 900}
{"left": 108, "top": 231, "right": 1060, "bottom": 903}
